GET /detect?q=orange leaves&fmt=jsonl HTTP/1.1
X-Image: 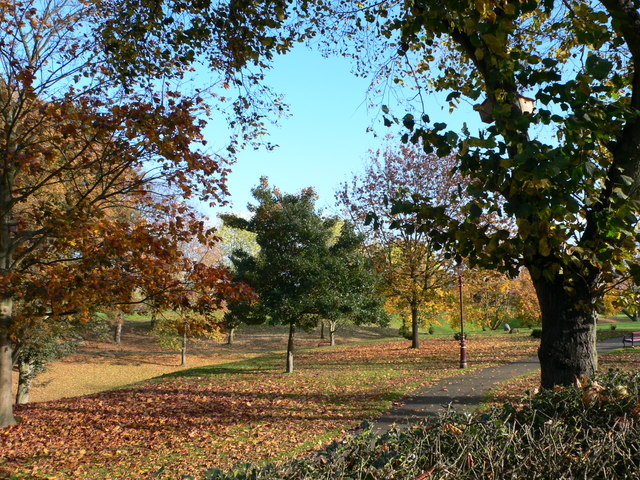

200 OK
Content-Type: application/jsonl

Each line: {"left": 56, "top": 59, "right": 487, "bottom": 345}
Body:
{"left": 1, "top": 335, "right": 538, "bottom": 478}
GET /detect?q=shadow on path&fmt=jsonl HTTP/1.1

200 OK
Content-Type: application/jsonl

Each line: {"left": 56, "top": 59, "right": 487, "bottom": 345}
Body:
{"left": 372, "top": 337, "right": 623, "bottom": 435}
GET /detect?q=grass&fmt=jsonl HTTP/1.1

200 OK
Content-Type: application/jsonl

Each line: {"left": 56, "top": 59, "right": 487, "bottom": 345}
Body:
{"left": 3, "top": 334, "right": 538, "bottom": 479}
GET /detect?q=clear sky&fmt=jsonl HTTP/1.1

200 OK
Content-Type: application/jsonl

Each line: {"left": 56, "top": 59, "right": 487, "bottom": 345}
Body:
{"left": 201, "top": 44, "right": 483, "bottom": 222}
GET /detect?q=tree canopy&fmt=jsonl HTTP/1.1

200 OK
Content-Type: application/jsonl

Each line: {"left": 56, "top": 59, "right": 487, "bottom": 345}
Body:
{"left": 223, "top": 178, "right": 386, "bottom": 372}
{"left": 281, "top": 0, "right": 640, "bottom": 388}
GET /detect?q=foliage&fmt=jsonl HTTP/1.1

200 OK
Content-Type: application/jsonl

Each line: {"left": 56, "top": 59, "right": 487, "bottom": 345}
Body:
{"left": 531, "top": 328, "right": 543, "bottom": 339}
{"left": 1, "top": 335, "right": 537, "bottom": 479}
{"left": 223, "top": 178, "right": 386, "bottom": 370}
{"left": 216, "top": 224, "right": 260, "bottom": 268}
{"left": 0, "top": 0, "right": 271, "bottom": 428}
{"left": 453, "top": 331, "right": 467, "bottom": 341}
{"left": 204, "top": 370, "right": 640, "bottom": 479}
{"left": 291, "top": 0, "right": 640, "bottom": 387}
{"left": 337, "top": 140, "right": 463, "bottom": 347}
{"left": 448, "top": 268, "right": 540, "bottom": 330}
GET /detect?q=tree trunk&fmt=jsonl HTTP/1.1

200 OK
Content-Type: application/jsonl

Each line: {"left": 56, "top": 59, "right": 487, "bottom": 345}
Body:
{"left": 411, "top": 303, "right": 420, "bottom": 349}
{"left": 329, "top": 321, "right": 336, "bottom": 346}
{"left": 0, "top": 326, "right": 15, "bottom": 427}
{"left": 531, "top": 271, "right": 598, "bottom": 389}
{"left": 181, "top": 328, "right": 188, "bottom": 366}
{"left": 113, "top": 312, "right": 123, "bottom": 344}
{"left": 320, "top": 320, "right": 325, "bottom": 340}
{"left": 623, "top": 308, "right": 639, "bottom": 322}
{"left": 286, "top": 320, "right": 295, "bottom": 373}
{"left": 227, "top": 327, "right": 235, "bottom": 345}
{"left": 16, "top": 357, "right": 35, "bottom": 405}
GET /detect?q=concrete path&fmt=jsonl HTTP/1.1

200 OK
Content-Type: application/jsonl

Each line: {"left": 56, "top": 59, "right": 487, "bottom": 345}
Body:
{"left": 372, "top": 337, "right": 624, "bottom": 435}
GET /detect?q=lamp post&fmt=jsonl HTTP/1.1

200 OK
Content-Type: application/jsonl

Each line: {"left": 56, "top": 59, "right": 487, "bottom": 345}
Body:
{"left": 458, "top": 270, "right": 467, "bottom": 369}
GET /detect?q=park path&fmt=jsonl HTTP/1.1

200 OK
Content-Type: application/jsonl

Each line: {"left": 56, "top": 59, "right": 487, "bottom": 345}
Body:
{"left": 372, "top": 337, "right": 623, "bottom": 435}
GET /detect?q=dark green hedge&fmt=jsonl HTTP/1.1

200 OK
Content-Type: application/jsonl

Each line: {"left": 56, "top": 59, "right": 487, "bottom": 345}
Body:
{"left": 205, "top": 370, "right": 640, "bottom": 479}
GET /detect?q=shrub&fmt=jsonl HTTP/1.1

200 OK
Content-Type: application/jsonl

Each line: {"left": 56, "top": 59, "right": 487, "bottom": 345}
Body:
{"left": 428, "top": 325, "right": 435, "bottom": 335}
{"left": 611, "top": 324, "right": 618, "bottom": 331}
{"left": 205, "top": 370, "right": 640, "bottom": 480}
{"left": 531, "top": 328, "right": 543, "bottom": 338}
{"left": 398, "top": 323, "right": 412, "bottom": 340}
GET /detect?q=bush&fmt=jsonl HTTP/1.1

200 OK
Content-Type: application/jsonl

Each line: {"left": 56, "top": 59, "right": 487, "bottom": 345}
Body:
{"left": 531, "top": 328, "right": 543, "bottom": 338}
{"left": 398, "top": 323, "right": 412, "bottom": 340}
{"left": 204, "top": 370, "right": 640, "bottom": 480}
{"left": 611, "top": 324, "right": 618, "bottom": 331}
{"left": 453, "top": 332, "right": 467, "bottom": 341}
{"left": 428, "top": 325, "right": 435, "bottom": 335}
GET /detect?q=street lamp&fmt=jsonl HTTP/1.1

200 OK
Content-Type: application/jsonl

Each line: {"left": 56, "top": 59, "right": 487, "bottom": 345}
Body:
{"left": 458, "top": 270, "right": 468, "bottom": 369}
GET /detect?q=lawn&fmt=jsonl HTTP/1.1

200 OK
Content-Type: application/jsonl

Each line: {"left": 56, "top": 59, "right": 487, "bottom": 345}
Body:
{"left": 2, "top": 334, "right": 537, "bottom": 479}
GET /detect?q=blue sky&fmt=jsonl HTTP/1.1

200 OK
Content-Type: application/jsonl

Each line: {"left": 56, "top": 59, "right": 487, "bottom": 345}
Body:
{"left": 201, "top": 45, "right": 483, "bottom": 221}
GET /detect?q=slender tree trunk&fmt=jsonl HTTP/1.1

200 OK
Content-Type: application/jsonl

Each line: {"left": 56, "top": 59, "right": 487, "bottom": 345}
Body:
{"left": 0, "top": 323, "right": 15, "bottom": 427}
{"left": 181, "top": 328, "right": 188, "bottom": 366}
{"left": 227, "top": 327, "right": 235, "bottom": 345}
{"left": 531, "top": 271, "right": 598, "bottom": 388}
{"left": 16, "top": 357, "right": 35, "bottom": 405}
{"left": 411, "top": 303, "right": 420, "bottom": 349}
{"left": 329, "top": 321, "right": 336, "bottom": 347}
{"left": 150, "top": 309, "right": 157, "bottom": 329}
{"left": 113, "top": 312, "right": 123, "bottom": 344}
{"left": 286, "top": 320, "right": 295, "bottom": 373}
{"left": 320, "top": 320, "right": 325, "bottom": 340}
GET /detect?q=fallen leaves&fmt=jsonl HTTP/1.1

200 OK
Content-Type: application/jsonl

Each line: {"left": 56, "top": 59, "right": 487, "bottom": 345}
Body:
{"left": 1, "top": 335, "right": 538, "bottom": 479}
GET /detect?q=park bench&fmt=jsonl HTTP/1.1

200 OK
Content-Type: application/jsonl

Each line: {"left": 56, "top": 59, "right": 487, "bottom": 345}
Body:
{"left": 622, "top": 332, "right": 640, "bottom": 348}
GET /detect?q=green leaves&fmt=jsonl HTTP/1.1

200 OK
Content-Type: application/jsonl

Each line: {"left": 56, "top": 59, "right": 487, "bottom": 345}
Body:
{"left": 585, "top": 54, "right": 613, "bottom": 81}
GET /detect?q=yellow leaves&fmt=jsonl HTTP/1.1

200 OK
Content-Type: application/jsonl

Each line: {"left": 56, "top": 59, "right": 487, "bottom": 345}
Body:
{"left": 475, "top": 0, "right": 497, "bottom": 21}
{"left": 538, "top": 237, "right": 551, "bottom": 257}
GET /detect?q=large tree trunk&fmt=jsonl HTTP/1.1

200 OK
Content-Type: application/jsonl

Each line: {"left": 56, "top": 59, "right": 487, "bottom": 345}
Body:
{"left": 16, "top": 357, "right": 35, "bottom": 405}
{"left": 411, "top": 303, "right": 420, "bottom": 349}
{"left": 329, "top": 321, "right": 336, "bottom": 346}
{"left": 531, "top": 272, "right": 598, "bottom": 389}
{"left": 181, "top": 328, "right": 188, "bottom": 366}
{"left": 226, "top": 327, "right": 235, "bottom": 345}
{"left": 0, "top": 326, "right": 15, "bottom": 427}
{"left": 286, "top": 320, "right": 295, "bottom": 373}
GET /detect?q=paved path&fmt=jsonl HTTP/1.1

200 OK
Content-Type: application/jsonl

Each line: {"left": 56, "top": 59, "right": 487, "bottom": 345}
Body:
{"left": 372, "top": 337, "right": 623, "bottom": 435}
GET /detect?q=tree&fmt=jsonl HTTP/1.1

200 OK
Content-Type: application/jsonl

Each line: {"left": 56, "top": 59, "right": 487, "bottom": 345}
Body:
{"left": 314, "top": 223, "right": 389, "bottom": 346}
{"left": 223, "top": 178, "right": 386, "bottom": 372}
{"left": 0, "top": 1, "right": 251, "bottom": 427}
{"left": 337, "top": 141, "right": 463, "bottom": 348}
{"left": 449, "top": 268, "right": 540, "bottom": 330}
{"left": 295, "top": 0, "right": 640, "bottom": 387}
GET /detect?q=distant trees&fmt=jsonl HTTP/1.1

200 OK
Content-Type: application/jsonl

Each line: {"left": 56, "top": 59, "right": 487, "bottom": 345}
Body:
{"left": 337, "top": 141, "right": 464, "bottom": 348}
{"left": 448, "top": 269, "right": 540, "bottom": 331}
{"left": 223, "top": 178, "right": 386, "bottom": 372}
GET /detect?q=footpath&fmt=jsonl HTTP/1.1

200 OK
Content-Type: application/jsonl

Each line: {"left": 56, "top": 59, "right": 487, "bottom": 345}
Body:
{"left": 372, "top": 337, "right": 623, "bottom": 435}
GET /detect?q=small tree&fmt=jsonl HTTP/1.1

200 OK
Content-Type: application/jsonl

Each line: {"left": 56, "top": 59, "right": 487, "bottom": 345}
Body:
{"left": 315, "top": 223, "right": 389, "bottom": 346}
{"left": 223, "top": 179, "right": 386, "bottom": 372}
{"left": 337, "top": 141, "right": 464, "bottom": 348}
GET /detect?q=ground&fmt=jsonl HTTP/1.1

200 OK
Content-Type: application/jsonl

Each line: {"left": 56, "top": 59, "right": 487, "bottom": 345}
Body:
{"left": 12, "top": 320, "right": 398, "bottom": 403}
{"left": 3, "top": 317, "right": 638, "bottom": 479}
